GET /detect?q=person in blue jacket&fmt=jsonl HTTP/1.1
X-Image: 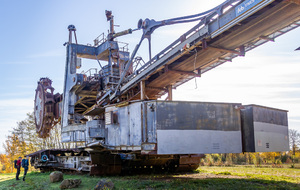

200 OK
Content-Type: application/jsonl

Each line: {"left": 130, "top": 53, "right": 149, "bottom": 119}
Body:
{"left": 21, "top": 156, "right": 30, "bottom": 181}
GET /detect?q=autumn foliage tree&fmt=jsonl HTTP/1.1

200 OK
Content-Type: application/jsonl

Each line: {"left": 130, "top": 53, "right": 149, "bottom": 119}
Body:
{"left": 1, "top": 112, "right": 64, "bottom": 173}
{"left": 2, "top": 134, "right": 25, "bottom": 173}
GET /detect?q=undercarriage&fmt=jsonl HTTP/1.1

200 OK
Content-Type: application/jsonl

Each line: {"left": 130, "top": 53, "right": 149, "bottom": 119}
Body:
{"left": 28, "top": 149, "right": 203, "bottom": 175}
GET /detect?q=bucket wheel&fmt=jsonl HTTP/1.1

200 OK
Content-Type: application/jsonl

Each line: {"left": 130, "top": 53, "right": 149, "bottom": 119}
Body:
{"left": 34, "top": 78, "right": 61, "bottom": 138}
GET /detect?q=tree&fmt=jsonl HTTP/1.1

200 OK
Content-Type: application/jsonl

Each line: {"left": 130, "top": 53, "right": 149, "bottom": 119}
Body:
{"left": 0, "top": 154, "right": 9, "bottom": 173}
{"left": 17, "top": 112, "right": 45, "bottom": 152}
{"left": 289, "top": 129, "right": 300, "bottom": 156}
{"left": 1, "top": 112, "right": 66, "bottom": 173}
{"left": 12, "top": 112, "right": 65, "bottom": 153}
{"left": 3, "top": 134, "right": 24, "bottom": 173}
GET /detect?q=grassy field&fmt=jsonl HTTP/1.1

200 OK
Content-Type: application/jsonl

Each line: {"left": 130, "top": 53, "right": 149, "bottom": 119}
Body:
{"left": 0, "top": 165, "right": 299, "bottom": 189}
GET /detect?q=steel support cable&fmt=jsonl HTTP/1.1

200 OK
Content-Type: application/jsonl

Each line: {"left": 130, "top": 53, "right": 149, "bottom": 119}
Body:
{"left": 112, "top": 34, "right": 145, "bottom": 99}
{"left": 136, "top": 0, "right": 241, "bottom": 73}
{"left": 167, "top": 16, "right": 207, "bottom": 25}
{"left": 165, "top": 13, "right": 211, "bottom": 25}
{"left": 166, "top": 2, "right": 220, "bottom": 22}
{"left": 110, "top": 0, "right": 242, "bottom": 101}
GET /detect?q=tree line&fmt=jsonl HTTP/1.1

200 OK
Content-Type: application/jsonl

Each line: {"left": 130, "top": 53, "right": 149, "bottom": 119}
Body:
{"left": 0, "top": 112, "right": 67, "bottom": 173}
{"left": 0, "top": 113, "right": 300, "bottom": 173}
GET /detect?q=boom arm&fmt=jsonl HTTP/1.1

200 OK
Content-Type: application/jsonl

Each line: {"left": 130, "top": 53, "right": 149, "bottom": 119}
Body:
{"left": 109, "top": 0, "right": 300, "bottom": 103}
{"left": 114, "top": 0, "right": 242, "bottom": 101}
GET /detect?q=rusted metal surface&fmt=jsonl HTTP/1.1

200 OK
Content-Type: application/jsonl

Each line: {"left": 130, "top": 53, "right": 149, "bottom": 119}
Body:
{"left": 179, "top": 155, "right": 204, "bottom": 165}
{"left": 26, "top": 148, "right": 83, "bottom": 157}
{"left": 285, "top": 0, "right": 300, "bottom": 5}
{"left": 34, "top": 78, "right": 61, "bottom": 138}
{"left": 90, "top": 153, "right": 122, "bottom": 175}
{"left": 176, "top": 155, "right": 205, "bottom": 172}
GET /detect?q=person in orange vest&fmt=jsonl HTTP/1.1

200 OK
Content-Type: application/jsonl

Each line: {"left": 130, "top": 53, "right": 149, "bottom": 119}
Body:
{"left": 16, "top": 157, "right": 22, "bottom": 180}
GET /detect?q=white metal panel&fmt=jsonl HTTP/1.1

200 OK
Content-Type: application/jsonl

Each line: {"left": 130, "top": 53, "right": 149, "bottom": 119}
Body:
{"left": 119, "top": 106, "right": 130, "bottom": 145}
{"left": 106, "top": 125, "right": 120, "bottom": 146}
{"left": 157, "top": 130, "right": 242, "bottom": 154}
{"left": 254, "top": 122, "right": 289, "bottom": 152}
{"left": 129, "top": 103, "right": 142, "bottom": 146}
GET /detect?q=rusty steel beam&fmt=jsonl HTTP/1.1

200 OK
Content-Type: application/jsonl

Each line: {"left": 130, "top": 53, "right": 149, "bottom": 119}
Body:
{"left": 167, "top": 85, "right": 173, "bottom": 101}
{"left": 146, "top": 86, "right": 167, "bottom": 91}
{"left": 208, "top": 46, "right": 240, "bottom": 55}
{"left": 168, "top": 69, "right": 201, "bottom": 77}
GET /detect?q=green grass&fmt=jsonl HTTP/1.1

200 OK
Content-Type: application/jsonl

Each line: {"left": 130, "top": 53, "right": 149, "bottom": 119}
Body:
{"left": 197, "top": 166, "right": 300, "bottom": 184}
{"left": 0, "top": 165, "right": 299, "bottom": 189}
{"left": 0, "top": 173, "right": 16, "bottom": 183}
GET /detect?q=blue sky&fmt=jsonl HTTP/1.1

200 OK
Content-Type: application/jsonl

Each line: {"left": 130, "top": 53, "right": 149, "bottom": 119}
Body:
{"left": 0, "top": 0, "right": 299, "bottom": 153}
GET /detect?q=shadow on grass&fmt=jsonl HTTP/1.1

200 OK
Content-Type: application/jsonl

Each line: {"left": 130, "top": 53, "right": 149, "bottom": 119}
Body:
{"left": 115, "top": 175, "right": 300, "bottom": 190}
{"left": 1, "top": 171, "right": 299, "bottom": 190}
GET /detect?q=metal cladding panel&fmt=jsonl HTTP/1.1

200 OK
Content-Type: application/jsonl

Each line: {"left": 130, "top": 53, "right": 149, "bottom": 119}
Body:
{"left": 86, "top": 120, "right": 105, "bottom": 139}
{"left": 157, "top": 130, "right": 242, "bottom": 154}
{"left": 241, "top": 107, "right": 255, "bottom": 152}
{"left": 252, "top": 106, "right": 288, "bottom": 126}
{"left": 105, "top": 103, "right": 142, "bottom": 147}
{"left": 106, "top": 106, "right": 120, "bottom": 146}
{"left": 155, "top": 101, "right": 241, "bottom": 131}
{"left": 128, "top": 103, "right": 142, "bottom": 146}
{"left": 154, "top": 101, "right": 242, "bottom": 155}
{"left": 241, "top": 105, "right": 289, "bottom": 152}
{"left": 119, "top": 106, "right": 130, "bottom": 146}
{"left": 253, "top": 122, "right": 289, "bottom": 152}
{"left": 144, "top": 102, "right": 157, "bottom": 143}
{"left": 106, "top": 123, "right": 121, "bottom": 146}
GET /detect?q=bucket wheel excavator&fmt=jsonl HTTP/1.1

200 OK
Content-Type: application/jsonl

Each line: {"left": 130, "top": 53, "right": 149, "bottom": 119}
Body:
{"left": 29, "top": 0, "right": 299, "bottom": 175}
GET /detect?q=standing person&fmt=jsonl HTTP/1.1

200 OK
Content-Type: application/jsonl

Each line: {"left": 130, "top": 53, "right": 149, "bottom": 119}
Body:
{"left": 16, "top": 157, "right": 22, "bottom": 180}
{"left": 22, "top": 156, "right": 30, "bottom": 181}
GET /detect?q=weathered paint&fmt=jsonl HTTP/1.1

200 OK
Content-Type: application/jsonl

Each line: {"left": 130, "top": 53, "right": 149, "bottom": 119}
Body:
{"left": 104, "top": 100, "right": 243, "bottom": 154}
{"left": 241, "top": 105, "right": 289, "bottom": 152}
{"left": 155, "top": 101, "right": 241, "bottom": 131}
